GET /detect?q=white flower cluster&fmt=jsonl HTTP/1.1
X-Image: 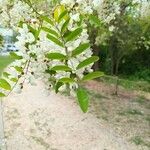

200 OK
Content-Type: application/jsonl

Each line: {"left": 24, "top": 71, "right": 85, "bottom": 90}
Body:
{"left": 38, "top": 18, "right": 93, "bottom": 95}
{"left": 141, "top": 1, "right": 150, "bottom": 17}
{"left": 137, "top": 36, "right": 150, "bottom": 50}
{"left": 0, "top": 0, "right": 35, "bottom": 28}
{"left": 95, "top": 32, "right": 108, "bottom": 46}
{"left": 96, "top": 0, "right": 120, "bottom": 24}
{"left": 0, "top": 0, "right": 100, "bottom": 98}
{"left": 61, "top": 0, "right": 102, "bottom": 15}
{"left": 2, "top": 19, "right": 93, "bottom": 96}
{"left": 60, "top": 0, "right": 119, "bottom": 49}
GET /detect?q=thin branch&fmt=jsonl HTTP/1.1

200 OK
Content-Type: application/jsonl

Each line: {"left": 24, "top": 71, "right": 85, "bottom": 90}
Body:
{"left": 6, "top": 60, "right": 28, "bottom": 97}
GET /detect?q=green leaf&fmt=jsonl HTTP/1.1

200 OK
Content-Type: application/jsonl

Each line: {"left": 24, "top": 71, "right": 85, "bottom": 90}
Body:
{"left": 51, "top": 65, "right": 72, "bottom": 71}
{"left": 49, "top": 77, "right": 56, "bottom": 82}
{"left": 55, "top": 82, "right": 64, "bottom": 93}
{"left": 82, "top": 71, "right": 104, "bottom": 81}
{"left": 72, "top": 43, "right": 90, "bottom": 57}
{"left": 42, "top": 27, "right": 59, "bottom": 37}
{"left": 76, "top": 87, "right": 89, "bottom": 113}
{"left": 77, "top": 15, "right": 83, "bottom": 26}
{"left": 63, "top": 30, "right": 71, "bottom": 38}
{"left": 0, "top": 92, "right": 6, "bottom": 97}
{"left": 14, "top": 66, "right": 23, "bottom": 72}
{"left": 77, "top": 56, "right": 99, "bottom": 69}
{"left": 58, "top": 77, "right": 74, "bottom": 83}
{"left": 0, "top": 79, "right": 11, "bottom": 90}
{"left": 18, "top": 21, "right": 24, "bottom": 28}
{"left": 10, "top": 78, "right": 18, "bottom": 82}
{"left": 45, "top": 69, "right": 56, "bottom": 75}
{"left": 54, "top": 5, "right": 68, "bottom": 22}
{"left": 65, "top": 28, "right": 82, "bottom": 42}
{"left": 58, "top": 10, "right": 68, "bottom": 23}
{"left": 10, "top": 52, "right": 23, "bottom": 60}
{"left": 61, "top": 18, "right": 70, "bottom": 33}
{"left": 41, "top": 15, "right": 54, "bottom": 26}
{"left": 46, "top": 53, "right": 66, "bottom": 60}
{"left": 3, "top": 72, "right": 10, "bottom": 78}
{"left": 47, "top": 34, "right": 64, "bottom": 47}
{"left": 27, "top": 25, "right": 38, "bottom": 39}
{"left": 89, "top": 15, "right": 101, "bottom": 27}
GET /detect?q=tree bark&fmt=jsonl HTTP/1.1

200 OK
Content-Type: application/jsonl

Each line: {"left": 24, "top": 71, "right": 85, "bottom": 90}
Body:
{"left": 92, "top": 44, "right": 100, "bottom": 71}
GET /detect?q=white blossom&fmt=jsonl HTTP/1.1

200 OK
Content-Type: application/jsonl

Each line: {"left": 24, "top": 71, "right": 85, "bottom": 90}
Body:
{"left": 0, "top": 0, "right": 99, "bottom": 96}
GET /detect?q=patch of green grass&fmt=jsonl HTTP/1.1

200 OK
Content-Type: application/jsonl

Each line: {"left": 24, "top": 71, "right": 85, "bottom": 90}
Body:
{"left": 92, "top": 92, "right": 107, "bottom": 99}
{"left": 31, "top": 136, "right": 50, "bottom": 149}
{"left": 133, "top": 96, "right": 150, "bottom": 110}
{"left": 131, "top": 136, "right": 145, "bottom": 145}
{"left": 101, "top": 115, "right": 109, "bottom": 121}
{"left": 99, "top": 75, "right": 150, "bottom": 92}
{"left": 0, "top": 55, "right": 14, "bottom": 76}
{"left": 131, "top": 136, "right": 150, "bottom": 148}
{"left": 118, "top": 109, "right": 144, "bottom": 116}
{"left": 84, "top": 88, "right": 108, "bottom": 100}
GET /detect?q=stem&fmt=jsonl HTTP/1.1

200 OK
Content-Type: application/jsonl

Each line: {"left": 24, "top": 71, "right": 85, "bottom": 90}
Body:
{"left": 6, "top": 60, "right": 28, "bottom": 96}
{"left": 55, "top": 25, "right": 69, "bottom": 55}
{"left": 22, "top": 60, "right": 31, "bottom": 85}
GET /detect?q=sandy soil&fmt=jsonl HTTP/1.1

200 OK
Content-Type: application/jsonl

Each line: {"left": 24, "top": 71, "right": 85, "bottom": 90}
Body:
{"left": 3, "top": 81, "right": 137, "bottom": 150}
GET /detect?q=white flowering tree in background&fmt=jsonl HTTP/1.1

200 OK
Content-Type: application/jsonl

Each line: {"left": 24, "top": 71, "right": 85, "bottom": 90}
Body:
{"left": 88, "top": 0, "right": 150, "bottom": 75}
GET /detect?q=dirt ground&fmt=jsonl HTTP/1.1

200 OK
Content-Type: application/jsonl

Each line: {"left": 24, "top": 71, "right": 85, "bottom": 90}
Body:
{"left": 84, "top": 80, "right": 150, "bottom": 150}
{"left": 2, "top": 81, "right": 139, "bottom": 150}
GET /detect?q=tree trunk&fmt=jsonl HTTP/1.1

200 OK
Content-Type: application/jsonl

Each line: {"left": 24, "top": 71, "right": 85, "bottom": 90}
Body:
{"left": 115, "top": 59, "right": 120, "bottom": 76}
{"left": 111, "top": 52, "right": 115, "bottom": 75}
{"left": 114, "top": 76, "right": 119, "bottom": 95}
{"left": 92, "top": 44, "right": 100, "bottom": 71}
{"left": 88, "top": 27, "right": 100, "bottom": 71}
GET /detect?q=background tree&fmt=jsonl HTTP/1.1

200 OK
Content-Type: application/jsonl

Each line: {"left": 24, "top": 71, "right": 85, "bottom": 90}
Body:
{"left": 88, "top": 0, "right": 150, "bottom": 81}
